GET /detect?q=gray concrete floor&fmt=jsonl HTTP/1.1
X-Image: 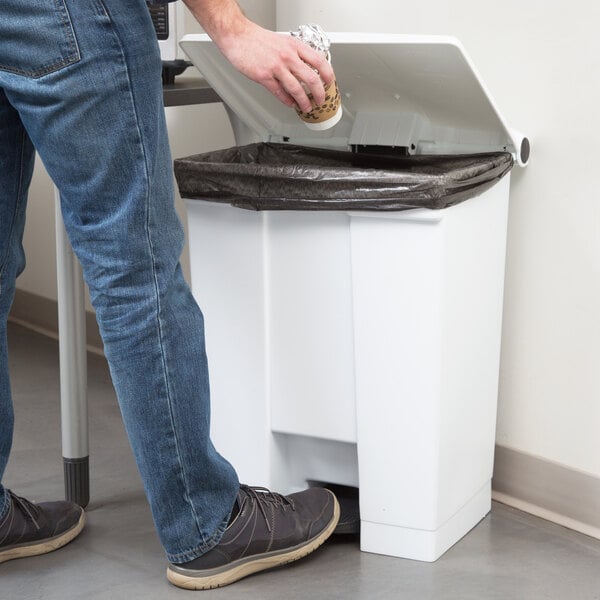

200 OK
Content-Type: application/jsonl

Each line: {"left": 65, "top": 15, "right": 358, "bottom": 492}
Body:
{"left": 2, "top": 321, "right": 600, "bottom": 600}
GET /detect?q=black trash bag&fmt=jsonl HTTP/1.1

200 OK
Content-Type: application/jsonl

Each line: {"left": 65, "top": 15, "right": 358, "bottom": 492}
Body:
{"left": 174, "top": 142, "right": 513, "bottom": 211}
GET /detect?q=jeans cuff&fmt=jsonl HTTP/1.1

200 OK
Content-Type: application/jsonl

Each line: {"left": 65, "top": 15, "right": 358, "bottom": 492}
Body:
{"left": 166, "top": 510, "right": 231, "bottom": 564}
{"left": 0, "top": 489, "right": 11, "bottom": 524}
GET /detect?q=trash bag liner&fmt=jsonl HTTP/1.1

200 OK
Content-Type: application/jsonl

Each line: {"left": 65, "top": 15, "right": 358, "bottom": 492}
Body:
{"left": 174, "top": 142, "right": 513, "bottom": 211}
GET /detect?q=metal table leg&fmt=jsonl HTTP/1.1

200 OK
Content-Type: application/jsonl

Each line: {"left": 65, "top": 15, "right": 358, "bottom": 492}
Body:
{"left": 55, "top": 187, "right": 89, "bottom": 508}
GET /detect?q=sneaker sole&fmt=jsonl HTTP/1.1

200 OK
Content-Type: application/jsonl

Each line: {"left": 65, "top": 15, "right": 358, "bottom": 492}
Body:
{"left": 167, "top": 492, "right": 340, "bottom": 590}
{"left": 0, "top": 509, "right": 85, "bottom": 564}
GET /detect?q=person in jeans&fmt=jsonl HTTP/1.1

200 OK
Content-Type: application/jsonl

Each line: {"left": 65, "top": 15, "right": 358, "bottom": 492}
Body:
{"left": 0, "top": 0, "right": 339, "bottom": 590}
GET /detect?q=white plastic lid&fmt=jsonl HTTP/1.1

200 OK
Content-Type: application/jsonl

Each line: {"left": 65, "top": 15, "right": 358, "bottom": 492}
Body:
{"left": 180, "top": 33, "right": 529, "bottom": 166}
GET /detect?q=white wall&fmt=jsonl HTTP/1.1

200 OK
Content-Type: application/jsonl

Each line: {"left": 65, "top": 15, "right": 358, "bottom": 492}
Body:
{"left": 16, "top": 1, "right": 600, "bottom": 478}
{"left": 278, "top": 0, "right": 600, "bottom": 478}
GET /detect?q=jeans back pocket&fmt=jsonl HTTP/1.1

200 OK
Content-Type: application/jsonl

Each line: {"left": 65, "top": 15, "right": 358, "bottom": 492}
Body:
{"left": 0, "top": 0, "right": 80, "bottom": 78}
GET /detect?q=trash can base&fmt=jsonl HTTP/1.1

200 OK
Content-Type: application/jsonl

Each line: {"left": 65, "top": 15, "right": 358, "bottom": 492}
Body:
{"left": 360, "top": 482, "right": 491, "bottom": 561}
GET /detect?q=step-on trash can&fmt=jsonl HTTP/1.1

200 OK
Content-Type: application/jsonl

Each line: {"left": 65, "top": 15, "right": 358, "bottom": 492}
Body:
{"left": 176, "top": 33, "right": 529, "bottom": 562}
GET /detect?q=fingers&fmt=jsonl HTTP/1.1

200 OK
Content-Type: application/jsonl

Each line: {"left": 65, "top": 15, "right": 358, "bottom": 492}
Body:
{"left": 218, "top": 25, "right": 336, "bottom": 113}
{"left": 276, "top": 70, "right": 317, "bottom": 113}
{"left": 278, "top": 40, "right": 336, "bottom": 112}
{"left": 296, "top": 43, "right": 335, "bottom": 86}
{"left": 262, "top": 79, "right": 298, "bottom": 109}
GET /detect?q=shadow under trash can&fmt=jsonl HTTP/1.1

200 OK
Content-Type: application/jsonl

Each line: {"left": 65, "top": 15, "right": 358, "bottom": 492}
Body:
{"left": 175, "top": 33, "right": 529, "bottom": 562}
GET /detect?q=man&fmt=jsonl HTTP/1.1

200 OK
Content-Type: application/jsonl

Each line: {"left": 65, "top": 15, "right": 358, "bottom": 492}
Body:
{"left": 0, "top": 0, "right": 339, "bottom": 590}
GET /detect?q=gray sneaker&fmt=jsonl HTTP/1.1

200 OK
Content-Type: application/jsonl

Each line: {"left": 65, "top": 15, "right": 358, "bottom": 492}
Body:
{"left": 0, "top": 490, "right": 85, "bottom": 564}
{"left": 167, "top": 485, "right": 340, "bottom": 590}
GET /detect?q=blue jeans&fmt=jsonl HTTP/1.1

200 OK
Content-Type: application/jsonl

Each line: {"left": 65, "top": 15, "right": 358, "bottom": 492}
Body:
{"left": 0, "top": 0, "right": 239, "bottom": 563}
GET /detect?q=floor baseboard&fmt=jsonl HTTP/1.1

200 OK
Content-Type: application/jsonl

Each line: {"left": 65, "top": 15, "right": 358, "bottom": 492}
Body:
{"left": 492, "top": 445, "right": 600, "bottom": 540}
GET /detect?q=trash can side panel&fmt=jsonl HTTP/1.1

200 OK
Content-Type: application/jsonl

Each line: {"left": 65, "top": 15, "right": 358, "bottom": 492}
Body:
{"left": 185, "top": 201, "right": 272, "bottom": 485}
{"left": 351, "top": 214, "right": 444, "bottom": 529}
{"left": 437, "top": 176, "right": 510, "bottom": 523}
{"left": 268, "top": 212, "right": 357, "bottom": 444}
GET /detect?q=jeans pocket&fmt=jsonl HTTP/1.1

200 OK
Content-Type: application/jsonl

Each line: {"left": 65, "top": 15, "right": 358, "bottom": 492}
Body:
{"left": 0, "top": 0, "right": 80, "bottom": 78}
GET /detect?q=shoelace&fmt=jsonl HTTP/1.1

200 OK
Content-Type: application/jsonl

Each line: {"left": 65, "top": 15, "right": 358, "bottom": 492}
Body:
{"left": 240, "top": 485, "right": 295, "bottom": 533}
{"left": 7, "top": 490, "right": 42, "bottom": 530}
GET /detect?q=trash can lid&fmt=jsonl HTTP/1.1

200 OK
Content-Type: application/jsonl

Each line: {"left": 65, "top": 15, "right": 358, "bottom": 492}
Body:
{"left": 180, "top": 33, "right": 529, "bottom": 166}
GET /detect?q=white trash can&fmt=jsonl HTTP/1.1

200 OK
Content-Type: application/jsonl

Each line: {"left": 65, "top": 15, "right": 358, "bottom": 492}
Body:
{"left": 177, "top": 33, "right": 529, "bottom": 562}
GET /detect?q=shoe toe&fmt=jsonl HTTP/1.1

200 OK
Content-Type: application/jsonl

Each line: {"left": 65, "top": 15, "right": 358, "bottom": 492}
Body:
{"left": 288, "top": 487, "right": 338, "bottom": 539}
{"left": 39, "top": 501, "right": 84, "bottom": 536}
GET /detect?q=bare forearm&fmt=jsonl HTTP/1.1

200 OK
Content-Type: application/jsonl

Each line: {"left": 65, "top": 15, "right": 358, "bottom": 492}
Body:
{"left": 181, "top": 0, "right": 248, "bottom": 49}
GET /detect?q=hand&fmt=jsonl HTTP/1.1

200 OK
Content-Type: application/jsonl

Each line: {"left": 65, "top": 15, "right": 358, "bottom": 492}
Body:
{"left": 182, "top": 0, "right": 336, "bottom": 113}
{"left": 214, "top": 20, "right": 335, "bottom": 113}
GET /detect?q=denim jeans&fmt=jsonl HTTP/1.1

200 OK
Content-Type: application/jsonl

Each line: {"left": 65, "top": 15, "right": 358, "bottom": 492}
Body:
{"left": 0, "top": 0, "right": 239, "bottom": 563}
